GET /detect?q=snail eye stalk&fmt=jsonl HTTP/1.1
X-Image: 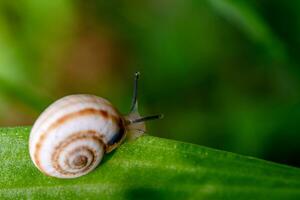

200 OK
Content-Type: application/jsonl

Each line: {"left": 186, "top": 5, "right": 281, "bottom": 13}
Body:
{"left": 129, "top": 114, "right": 164, "bottom": 124}
{"left": 130, "top": 71, "right": 140, "bottom": 113}
{"left": 127, "top": 72, "right": 163, "bottom": 125}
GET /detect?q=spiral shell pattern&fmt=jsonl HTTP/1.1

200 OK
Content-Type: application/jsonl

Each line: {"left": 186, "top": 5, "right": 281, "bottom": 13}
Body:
{"left": 29, "top": 94, "right": 125, "bottom": 178}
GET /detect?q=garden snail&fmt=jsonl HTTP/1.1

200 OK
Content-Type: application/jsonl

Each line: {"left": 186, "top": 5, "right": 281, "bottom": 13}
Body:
{"left": 29, "top": 72, "right": 162, "bottom": 178}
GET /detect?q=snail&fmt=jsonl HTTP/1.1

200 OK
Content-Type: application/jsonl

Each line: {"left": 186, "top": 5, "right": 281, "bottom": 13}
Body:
{"left": 29, "top": 72, "right": 162, "bottom": 178}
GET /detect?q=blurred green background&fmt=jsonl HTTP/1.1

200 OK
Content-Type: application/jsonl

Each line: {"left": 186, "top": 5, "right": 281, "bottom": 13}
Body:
{"left": 0, "top": 0, "right": 299, "bottom": 167}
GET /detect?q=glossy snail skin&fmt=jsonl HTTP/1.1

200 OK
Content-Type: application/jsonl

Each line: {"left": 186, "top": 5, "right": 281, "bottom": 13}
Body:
{"left": 29, "top": 94, "right": 126, "bottom": 178}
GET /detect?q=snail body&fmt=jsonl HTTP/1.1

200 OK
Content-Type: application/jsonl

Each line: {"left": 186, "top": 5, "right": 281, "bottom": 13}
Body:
{"left": 29, "top": 73, "right": 162, "bottom": 178}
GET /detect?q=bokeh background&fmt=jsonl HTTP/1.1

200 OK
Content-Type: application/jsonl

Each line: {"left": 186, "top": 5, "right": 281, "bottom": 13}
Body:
{"left": 0, "top": 0, "right": 299, "bottom": 167}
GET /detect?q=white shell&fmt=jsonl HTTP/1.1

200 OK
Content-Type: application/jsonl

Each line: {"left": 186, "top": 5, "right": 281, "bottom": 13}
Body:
{"left": 29, "top": 94, "right": 125, "bottom": 178}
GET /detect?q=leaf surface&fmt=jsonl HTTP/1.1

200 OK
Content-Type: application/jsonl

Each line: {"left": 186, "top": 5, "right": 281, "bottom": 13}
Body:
{"left": 0, "top": 127, "right": 299, "bottom": 199}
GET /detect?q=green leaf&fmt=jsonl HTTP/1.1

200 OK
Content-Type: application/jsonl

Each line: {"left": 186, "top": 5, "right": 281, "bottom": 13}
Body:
{"left": 0, "top": 127, "right": 299, "bottom": 199}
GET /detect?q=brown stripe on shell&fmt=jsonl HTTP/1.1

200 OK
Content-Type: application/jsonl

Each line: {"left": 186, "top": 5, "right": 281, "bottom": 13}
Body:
{"left": 52, "top": 130, "right": 105, "bottom": 176}
{"left": 63, "top": 146, "right": 97, "bottom": 176}
{"left": 64, "top": 147, "right": 96, "bottom": 171}
{"left": 33, "top": 96, "right": 118, "bottom": 138}
{"left": 100, "top": 110, "right": 109, "bottom": 119}
{"left": 69, "top": 154, "right": 88, "bottom": 169}
{"left": 34, "top": 108, "right": 122, "bottom": 174}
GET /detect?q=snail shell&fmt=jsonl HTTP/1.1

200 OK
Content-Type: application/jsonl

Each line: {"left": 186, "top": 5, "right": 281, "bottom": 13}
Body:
{"left": 29, "top": 94, "right": 126, "bottom": 178}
